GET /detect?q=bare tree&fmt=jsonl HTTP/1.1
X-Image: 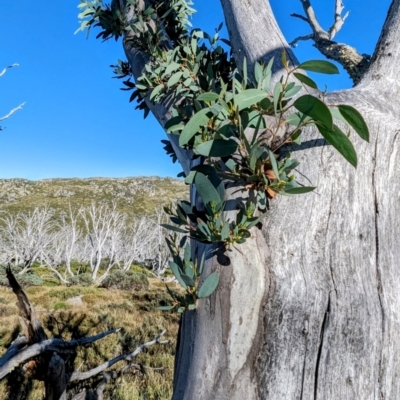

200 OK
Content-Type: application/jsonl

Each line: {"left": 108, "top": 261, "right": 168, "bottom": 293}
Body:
{"left": 80, "top": 202, "right": 127, "bottom": 282}
{"left": 76, "top": 0, "right": 400, "bottom": 398}
{"left": 0, "top": 206, "right": 55, "bottom": 273}
{"left": 58, "top": 204, "right": 83, "bottom": 277}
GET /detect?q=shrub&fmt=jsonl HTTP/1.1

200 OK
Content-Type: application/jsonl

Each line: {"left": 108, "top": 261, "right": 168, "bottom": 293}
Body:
{"left": 0, "top": 271, "right": 43, "bottom": 288}
{"left": 100, "top": 270, "right": 149, "bottom": 291}
{"left": 48, "top": 287, "right": 100, "bottom": 301}
{"left": 53, "top": 302, "right": 68, "bottom": 311}
{"left": 68, "top": 273, "right": 93, "bottom": 287}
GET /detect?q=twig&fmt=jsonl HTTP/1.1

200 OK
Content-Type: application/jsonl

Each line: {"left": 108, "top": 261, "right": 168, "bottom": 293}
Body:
{"left": 69, "top": 329, "right": 168, "bottom": 382}
{"left": 329, "top": 0, "right": 350, "bottom": 39}
{"left": 0, "top": 103, "right": 26, "bottom": 122}
{"left": 289, "top": 33, "right": 314, "bottom": 48}
{"left": 0, "top": 64, "right": 19, "bottom": 78}
{"left": 290, "top": 13, "right": 310, "bottom": 24}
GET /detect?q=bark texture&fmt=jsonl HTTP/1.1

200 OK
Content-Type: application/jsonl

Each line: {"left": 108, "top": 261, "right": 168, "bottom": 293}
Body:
{"left": 120, "top": 0, "right": 400, "bottom": 398}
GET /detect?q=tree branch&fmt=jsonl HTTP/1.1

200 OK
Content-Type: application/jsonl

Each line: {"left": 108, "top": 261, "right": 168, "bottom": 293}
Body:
{"left": 289, "top": 33, "right": 314, "bottom": 48}
{"left": 0, "top": 64, "right": 19, "bottom": 78}
{"left": 117, "top": 0, "right": 193, "bottom": 175}
{"left": 290, "top": 13, "right": 310, "bottom": 24}
{"left": 0, "top": 103, "right": 25, "bottom": 125}
{"left": 289, "top": 0, "right": 370, "bottom": 84}
{"left": 69, "top": 329, "right": 167, "bottom": 382}
{"left": 299, "top": 0, "right": 326, "bottom": 36}
{"left": 6, "top": 266, "right": 47, "bottom": 344}
{"left": 328, "top": 0, "right": 350, "bottom": 39}
{"left": 0, "top": 329, "right": 120, "bottom": 379}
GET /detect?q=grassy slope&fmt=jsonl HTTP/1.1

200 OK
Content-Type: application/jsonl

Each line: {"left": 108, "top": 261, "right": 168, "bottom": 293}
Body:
{"left": 0, "top": 176, "right": 188, "bottom": 399}
{"left": 0, "top": 177, "right": 188, "bottom": 216}
{"left": 0, "top": 279, "right": 180, "bottom": 400}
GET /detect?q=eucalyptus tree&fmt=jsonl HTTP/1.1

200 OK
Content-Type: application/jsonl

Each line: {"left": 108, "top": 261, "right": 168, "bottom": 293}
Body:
{"left": 78, "top": 1, "right": 400, "bottom": 399}
{"left": 0, "top": 206, "right": 55, "bottom": 273}
{"left": 79, "top": 201, "right": 127, "bottom": 282}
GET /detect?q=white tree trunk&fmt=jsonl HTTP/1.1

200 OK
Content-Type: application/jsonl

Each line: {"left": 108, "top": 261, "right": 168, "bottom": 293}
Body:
{"left": 120, "top": 0, "right": 400, "bottom": 398}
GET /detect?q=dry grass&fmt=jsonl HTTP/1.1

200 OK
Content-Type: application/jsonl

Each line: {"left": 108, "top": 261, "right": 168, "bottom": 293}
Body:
{"left": 0, "top": 280, "right": 180, "bottom": 400}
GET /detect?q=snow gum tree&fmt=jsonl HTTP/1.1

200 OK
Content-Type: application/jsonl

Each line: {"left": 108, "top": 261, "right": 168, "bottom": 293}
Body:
{"left": 78, "top": 1, "right": 400, "bottom": 399}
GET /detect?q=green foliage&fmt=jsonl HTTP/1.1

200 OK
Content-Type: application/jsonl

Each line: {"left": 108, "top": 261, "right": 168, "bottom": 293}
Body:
{"left": 78, "top": 2, "right": 370, "bottom": 312}
{"left": 53, "top": 302, "right": 68, "bottom": 310}
{"left": 100, "top": 270, "right": 149, "bottom": 291}
{"left": 159, "top": 242, "right": 220, "bottom": 312}
{"left": 68, "top": 273, "right": 94, "bottom": 287}
{"left": 0, "top": 267, "right": 43, "bottom": 288}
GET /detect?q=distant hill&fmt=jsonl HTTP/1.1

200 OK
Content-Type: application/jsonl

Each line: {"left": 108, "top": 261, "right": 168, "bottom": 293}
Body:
{"left": 0, "top": 177, "right": 188, "bottom": 216}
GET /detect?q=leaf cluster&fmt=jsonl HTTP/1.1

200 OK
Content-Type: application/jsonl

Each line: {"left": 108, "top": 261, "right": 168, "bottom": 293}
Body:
{"left": 79, "top": 1, "right": 370, "bottom": 310}
{"left": 159, "top": 241, "right": 219, "bottom": 312}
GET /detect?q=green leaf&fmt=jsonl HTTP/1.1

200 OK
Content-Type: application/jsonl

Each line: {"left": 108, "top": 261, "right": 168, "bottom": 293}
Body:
{"left": 161, "top": 224, "right": 187, "bottom": 234}
{"left": 294, "top": 95, "right": 333, "bottom": 129}
{"left": 254, "top": 62, "right": 263, "bottom": 85}
{"left": 338, "top": 105, "right": 370, "bottom": 142}
{"left": 284, "top": 85, "right": 302, "bottom": 98}
{"left": 149, "top": 84, "right": 163, "bottom": 101}
{"left": 243, "top": 57, "right": 248, "bottom": 89}
{"left": 167, "top": 124, "right": 185, "bottom": 133}
{"left": 234, "top": 89, "right": 268, "bottom": 111}
{"left": 330, "top": 107, "right": 348, "bottom": 124}
{"left": 181, "top": 274, "right": 196, "bottom": 287}
{"left": 162, "top": 62, "right": 180, "bottom": 78}
{"left": 246, "top": 212, "right": 267, "bottom": 228}
{"left": 284, "top": 186, "right": 316, "bottom": 195}
{"left": 273, "top": 81, "right": 283, "bottom": 113}
{"left": 195, "top": 139, "right": 238, "bottom": 157}
{"left": 298, "top": 60, "right": 339, "bottom": 74}
{"left": 268, "top": 149, "right": 280, "bottom": 179}
{"left": 225, "top": 158, "right": 236, "bottom": 171}
{"left": 158, "top": 306, "right": 174, "bottom": 311}
{"left": 197, "top": 92, "right": 220, "bottom": 102}
{"left": 317, "top": 124, "right": 358, "bottom": 167}
{"left": 285, "top": 113, "right": 309, "bottom": 127}
{"left": 167, "top": 71, "right": 183, "bottom": 88}
{"left": 198, "top": 272, "right": 220, "bottom": 298}
{"left": 184, "top": 245, "right": 191, "bottom": 267}
{"left": 261, "top": 57, "right": 274, "bottom": 92}
{"left": 293, "top": 72, "right": 318, "bottom": 89}
{"left": 221, "top": 222, "right": 230, "bottom": 241}
{"left": 194, "top": 172, "right": 223, "bottom": 205}
{"left": 170, "top": 262, "right": 188, "bottom": 289}
{"left": 179, "top": 108, "right": 211, "bottom": 146}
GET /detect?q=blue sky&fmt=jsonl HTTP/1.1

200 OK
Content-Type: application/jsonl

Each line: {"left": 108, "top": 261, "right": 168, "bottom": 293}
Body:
{"left": 0, "top": 1, "right": 390, "bottom": 180}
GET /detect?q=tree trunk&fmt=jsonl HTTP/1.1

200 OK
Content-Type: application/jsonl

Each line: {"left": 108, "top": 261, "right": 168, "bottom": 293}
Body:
{"left": 121, "top": 0, "right": 400, "bottom": 398}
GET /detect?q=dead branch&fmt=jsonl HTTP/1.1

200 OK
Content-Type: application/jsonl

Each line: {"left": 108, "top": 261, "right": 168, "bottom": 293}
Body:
{"left": 6, "top": 266, "right": 47, "bottom": 344}
{"left": 290, "top": 0, "right": 370, "bottom": 84}
{"left": 0, "top": 329, "right": 120, "bottom": 379}
{"left": 69, "top": 329, "right": 168, "bottom": 382}
{"left": 0, "top": 268, "right": 168, "bottom": 400}
{"left": 0, "top": 64, "right": 19, "bottom": 78}
{"left": 0, "top": 102, "right": 26, "bottom": 122}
